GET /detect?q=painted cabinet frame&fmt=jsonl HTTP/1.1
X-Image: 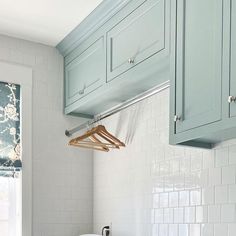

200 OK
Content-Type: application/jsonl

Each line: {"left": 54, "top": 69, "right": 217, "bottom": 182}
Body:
{"left": 175, "top": 0, "right": 223, "bottom": 133}
{"left": 63, "top": 0, "right": 171, "bottom": 116}
{"left": 107, "top": 0, "right": 166, "bottom": 82}
{"left": 170, "top": 0, "right": 236, "bottom": 148}
{"left": 64, "top": 36, "right": 106, "bottom": 107}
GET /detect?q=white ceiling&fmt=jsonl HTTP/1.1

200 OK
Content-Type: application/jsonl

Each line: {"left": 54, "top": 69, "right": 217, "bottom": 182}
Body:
{"left": 0, "top": 0, "right": 103, "bottom": 46}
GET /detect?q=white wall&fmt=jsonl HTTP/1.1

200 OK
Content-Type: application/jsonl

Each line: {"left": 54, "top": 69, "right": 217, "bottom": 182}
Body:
{"left": 1, "top": 33, "right": 236, "bottom": 236}
{"left": 0, "top": 34, "right": 93, "bottom": 236}
{"left": 93, "top": 88, "right": 236, "bottom": 236}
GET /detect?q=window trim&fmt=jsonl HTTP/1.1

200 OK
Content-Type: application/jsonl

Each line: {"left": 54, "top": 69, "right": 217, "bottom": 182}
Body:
{"left": 0, "top": 61, "right": 32, "bottom": 236}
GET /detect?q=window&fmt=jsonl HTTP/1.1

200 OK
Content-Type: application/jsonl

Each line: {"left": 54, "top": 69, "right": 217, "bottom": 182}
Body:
{"left": 0, "top": 176, "right": 21, "bottom": 236}
{"left": 0, "top": 82, "right": 22, "bottom": 236}
{"left": 0, "top": 62, "right": 32, "bottom": 236}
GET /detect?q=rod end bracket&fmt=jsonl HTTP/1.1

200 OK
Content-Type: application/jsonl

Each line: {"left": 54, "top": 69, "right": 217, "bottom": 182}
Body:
{"left": 65, "top": 130, "right": 71, "bottom": 137}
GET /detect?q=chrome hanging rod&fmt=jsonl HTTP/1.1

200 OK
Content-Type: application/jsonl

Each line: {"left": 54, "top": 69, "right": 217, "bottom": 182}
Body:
{"left": 65, "top": 80, "right": 170, "bottom": 137}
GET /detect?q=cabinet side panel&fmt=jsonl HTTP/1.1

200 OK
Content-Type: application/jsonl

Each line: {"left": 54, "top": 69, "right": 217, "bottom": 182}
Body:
{"left": 176, "top": 0, "right": 223, "bottom": 133}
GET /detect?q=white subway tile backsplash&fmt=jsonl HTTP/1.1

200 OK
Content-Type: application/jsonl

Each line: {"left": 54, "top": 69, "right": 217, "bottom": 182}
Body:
{"left": 215, "top": 147, "right": 229, "bottom": 167}
{"left": 180, "top": 156, "right": 191, "bottom": 174}
{"left": 199, "top": 169, "right": 209, "bottom": 187}
{"left": 202, "top": 187, "right": 215, "bottom": 205}
{"left": 174, "top": 173, "right": 185, "bottom": 191}
{"left": 169, "top": 224, "right": 178, "bottom": 236}
{"left": 203, "top": 151, "right": 214, "bottom": 169}
{"left": 159, "top": 224, "right": 168, "bottom": 236}
{"left": 160, "top": 193, "right": 169, "bottom": 208}
{"left": 179, "top": 191, "right": 190, "bottom": 207}
{"left": 165, "top": 178, "right": 174, "bottom": 192}
{"left": 208, "top": 206, "right": 221, "bottom": 223}
{"left": 222, "top": 166, "right": 236, "bottom": 184}
{"left": 170, "top": 159, "right": 180, "bottom": 173}
{"left": 228, "top": 223, "right": 236, "bottom": 236}
{"left": 221, "top": 204, "right": 236, "bottom": 222}
{"left": 196, "top": 206, "right": 208, "bottom": 223}
{"left": 155, "top": 209, "right": 164, "bottom": 223}
{"left": 185, "top": 207, "right": 196, "bottom": 223}
{"left": 169, "top": 192, "right": 179, "bottom": 207}
{"left": 191, "top": 153, "right": 203, "bottom": 171}
{"left": 160, "top": 161, "right": 170, "bottom": 176}
{"left": 214, "top": 224, "right": 228, "bottom": 236}
{"left": 153, "top": 194, "right": 160, "bottom": 208}
{"left": 151, "top": 209, "right": 155, "bottom": 224}
{"left": 174, "top": 208, "right": 184, "bottom": 223}
{"left": 179, "top": 224, "right": 189, "bottom": 236}
{"left": 190, "top": 189, "right": 201, "bottom": 206}
{"left": 152, "top": 224, "right": 159, "bottom": 236}
{"left": 190, "top": 224, "right": 200, "bottom": 236}
{"left": 229, "top": 185, "right": 236, "bottom": 203}
{"left": 229, "top": 145, "right": 236, "bottom": 165}
{"left": 215, "top": 185, "right": 228, "bottom": 203}
{"left": 93, "top": 89, "right": 236, "bottom": 236}
{"left": 201, "top": 224, "right": 214, "bottom": 236}
{"left": 209, "top": 168, "right": 222, "bottom": 186}
{"left": 164, "top": 208, "right": 174, "bottom": 223}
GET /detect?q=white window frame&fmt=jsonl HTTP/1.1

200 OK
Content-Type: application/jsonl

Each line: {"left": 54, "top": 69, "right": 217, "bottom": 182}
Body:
{"left": 0, "top": 61, "right": 32, "bottom": 236}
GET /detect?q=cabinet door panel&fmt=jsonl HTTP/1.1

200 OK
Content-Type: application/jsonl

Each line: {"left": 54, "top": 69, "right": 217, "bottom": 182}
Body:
{"left": 107, "top": 0, "right": 165, "bottom": 81}
{"left": 175, "top": 0, "right": 222, "bottom": 133}
{"left": 229, "top": 0, "right": 236, "bottom": 117}
{"left": 65, "top": 37, "right": 105, "bottom": 106}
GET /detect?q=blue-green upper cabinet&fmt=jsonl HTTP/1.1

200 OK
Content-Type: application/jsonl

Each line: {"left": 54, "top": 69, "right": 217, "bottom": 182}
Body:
{"left": 175, "top": 0, "right": 223, "bottom": 134}
{"left": 65, "top": 36, "right": 105, "bottom": 107}
{"left": 107, "top": 0, "right": 165, "bottom": 82}
{"left": 229, "top": 0, "right": 236, "bottom": 117}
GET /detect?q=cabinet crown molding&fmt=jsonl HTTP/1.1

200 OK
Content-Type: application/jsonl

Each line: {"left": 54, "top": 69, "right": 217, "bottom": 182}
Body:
{"left": 56, "top": 0, "right": 131, "bottom": 56}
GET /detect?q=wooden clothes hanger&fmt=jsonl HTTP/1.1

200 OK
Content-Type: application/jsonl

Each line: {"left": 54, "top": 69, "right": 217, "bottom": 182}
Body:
{"left": 69, "top": 125, "right": 125, "bottom": 152}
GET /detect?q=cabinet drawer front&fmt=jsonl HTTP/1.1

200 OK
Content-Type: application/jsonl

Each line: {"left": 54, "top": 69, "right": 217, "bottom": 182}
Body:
{"left": 175, "top": 0, "right": 223, "bottom": 133}
{"left": 230, "top": 0, "right": 236, "bottom": 117}
{"left": 65, "top": 37, "right": 105, "bottom": 106}
{"left": 107, "top": 0, "right": 165, "bottom": 81}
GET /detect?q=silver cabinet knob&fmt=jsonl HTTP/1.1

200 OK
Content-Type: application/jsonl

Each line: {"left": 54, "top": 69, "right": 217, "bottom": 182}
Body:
{"left": 228, "top": 96, "right": 236, "bottom": 103}
{"left": 128, "top": 58, "right": 135, "bottom": 64}
{"left": 174, "top": 115, "right": 181, "bottom": 122}
{"left": 79, "top": 85, "right": 86, "bottom": 95}
{"left": 79, "top": 90, "right": 84, "bottom": 95}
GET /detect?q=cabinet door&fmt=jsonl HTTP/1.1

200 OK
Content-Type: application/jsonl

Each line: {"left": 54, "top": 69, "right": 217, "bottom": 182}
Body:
{"left": 107, "top": 0, "right": 165, "bottom": 82}
{"left": 65, "top": 37, "right": 105, "bottom": 107}
{"left": 175, "top": 0, "right": 222, "bottom": 134}
{"left": 229, "top": 0, "right": 236, "bottom": 117}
